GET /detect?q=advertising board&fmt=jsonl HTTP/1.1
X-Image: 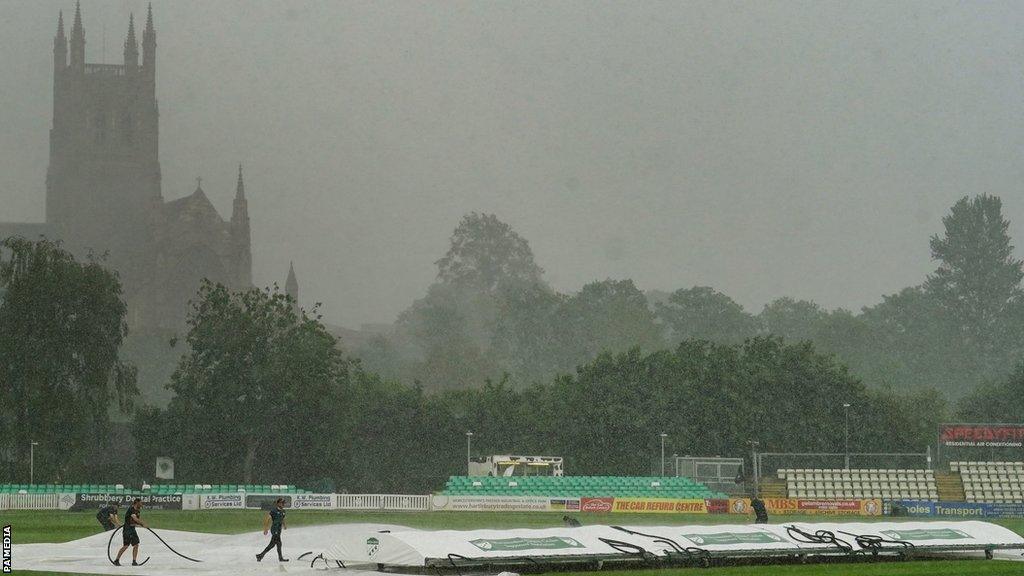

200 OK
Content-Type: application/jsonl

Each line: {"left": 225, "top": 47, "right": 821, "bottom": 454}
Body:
{"left": 68, "top": 493, "right": 183, "bottom": 511}
{"left": 891, "top": 500, "right": 1024, "bottom": 519}
{"left": 198, "top": 494, "right": 245, "bottom": 509}
{"left": 291, "top": 494, "right": 335, "bottom": 509}
{"left": 728, "top": 498, "right": 882, "bottom": 516}
{"left": 939, "top": 423, "right": 1024, "bottom": 448}
{"left": 610, "top": 498, "right": 708, "bottom": 513}
{"left": 430, "top": 495, "right": 553, "bottom": 512}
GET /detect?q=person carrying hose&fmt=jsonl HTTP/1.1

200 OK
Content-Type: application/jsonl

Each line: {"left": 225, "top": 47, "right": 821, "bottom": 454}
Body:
{"left": 113, "top": 498, "right": 147, "bottom": 566}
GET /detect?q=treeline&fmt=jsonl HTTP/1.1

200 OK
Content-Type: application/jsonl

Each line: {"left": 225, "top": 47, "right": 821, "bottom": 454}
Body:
{"left": 4, "top": 192, "right": 1024, "bottom": 489}
{"left": 357, "top": 196, "right": 1024, "bottom": 400}
{"left": 132, "top": 277, "right": 945, "bottom": 492}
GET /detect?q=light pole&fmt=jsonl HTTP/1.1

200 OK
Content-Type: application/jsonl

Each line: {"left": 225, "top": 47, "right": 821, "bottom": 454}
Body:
{"left": 659, "top": 433, "right": 668, "bottom": 476}
{"left": 30, "top": 441, "right": 39, "bottom": 486}
{"left": 465, "top": 431, "right": 473, "bottom": 475}
{"left": 748, "top": 440, "right": 760, "bottom": 494}
{"left": 843, "top": 403, "right": 851, "bottom": 469}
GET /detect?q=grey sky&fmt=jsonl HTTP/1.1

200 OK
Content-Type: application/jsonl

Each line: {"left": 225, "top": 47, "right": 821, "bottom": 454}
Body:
{"left": 3, "top": 1, "right": 1024, "bottom": 327}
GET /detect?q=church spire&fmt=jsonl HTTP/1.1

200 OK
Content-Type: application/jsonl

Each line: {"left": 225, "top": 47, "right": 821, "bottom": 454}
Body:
{"left": 56, "top": 10, "right": 66, "bottom": 43}
{"left": 124, "top": 13, "right": 139, "bottom": 73}
{"left": 54, "top": 11, "right": 67, "bottom": 69}
{"left": 235, "top": 164, "right": 246, "bottom": 200}
{"left": 285, "top": 262, "right": 299, "bottom": 310}
{"left": 232, "top": 164, "right": 250, "bottom": 230}
{"left": 142, "top": 3, "right": 156, "bottom": 77}
{"left": 70, "top": 1, "right": 85, "bottom": 70}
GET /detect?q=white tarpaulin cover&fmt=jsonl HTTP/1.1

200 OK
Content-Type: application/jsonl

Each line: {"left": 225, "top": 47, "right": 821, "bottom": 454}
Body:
{"left": 788, "top": 520, "right": 1024, "bottom": 550}
{"left": 10, "top": 521, "right": 1023, "bottom": 574}
{"left": 321, "top": 521, "right": 1024, "bottom": 567}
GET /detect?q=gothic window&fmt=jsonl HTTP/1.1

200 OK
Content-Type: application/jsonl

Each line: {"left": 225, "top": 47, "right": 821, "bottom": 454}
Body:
{"left": 122, "top": 112, "right": 134, "bottom": 143}
{"left": 95, "top": 109, "right": 107, "bottom": 143}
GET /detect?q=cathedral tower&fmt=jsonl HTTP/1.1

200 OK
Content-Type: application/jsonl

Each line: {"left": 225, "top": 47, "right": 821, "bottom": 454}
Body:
{"left": 46, "top": 1, "right": 161, "bottom": 278}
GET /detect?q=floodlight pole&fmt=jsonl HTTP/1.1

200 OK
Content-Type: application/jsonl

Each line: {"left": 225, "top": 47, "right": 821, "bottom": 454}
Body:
{"left": 30, "top": 441, "right": 39, "bottom": 486}
{"left": 748, "top": 440, "right": 760, "bottom": 494}
{"left": 843, "top": 403, "right": 851, "bottom": 469}
{"left": 465, "top": 431, "right": 473, "bottom": 475}
{"left": 659, "top": 433, "right": 667, "bottom": 476}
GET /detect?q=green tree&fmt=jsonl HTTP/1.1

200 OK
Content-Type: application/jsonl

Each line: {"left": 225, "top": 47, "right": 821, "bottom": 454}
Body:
{"left": 398, "top": 213, "right": 549, "bottom": 389}
{"left": 159, "top": 282, "right": 346, "bottom": 483}
{"left": 560, "top": 279, "right": 664, "bottom": 359}
{"left": 925, "top": 194, "right": 1023, "bottom": 357}
{"left": 0, "top": 236, "right": 136, "bottom": 482}
{"left": 957, "top": 363, "right": 1024, "bottom": 423}
{"left": 436, "top": 212, "right": 545, "bottom": 293}
{"left": 655, "top": 286, "right": 759, "bottom": 344}
{"left": 758, "top": 297, "right": 827, "bottom": 342}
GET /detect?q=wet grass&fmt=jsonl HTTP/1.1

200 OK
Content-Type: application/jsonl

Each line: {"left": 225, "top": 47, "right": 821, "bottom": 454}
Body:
{"left": 5, "top": 510, "right": 1024, "bottom": 575}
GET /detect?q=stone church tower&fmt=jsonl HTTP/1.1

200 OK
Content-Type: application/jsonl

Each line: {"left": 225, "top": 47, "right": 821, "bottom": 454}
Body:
{"left": 0, "top": 3, "right": 254, "bottom": 328}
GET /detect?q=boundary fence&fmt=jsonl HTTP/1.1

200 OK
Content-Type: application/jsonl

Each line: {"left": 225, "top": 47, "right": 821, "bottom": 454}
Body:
{"left": 3, "top": 492, "right": 1023, "bottom": 519}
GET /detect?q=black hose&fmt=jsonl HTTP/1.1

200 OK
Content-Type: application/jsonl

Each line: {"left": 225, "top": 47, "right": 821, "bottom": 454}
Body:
{"left": 835, "top": 530, "right": 914, "bottom": 553}
{"left": 610, "top": 526, "right": 709, "bottom": 561}
{"left": 143, "top": 527, "right": 202, "bottom": 562}
{"left": 105, "top": 525, "right": 201, "bottom": 565}
{"left": 446, "top": 552, "right": 471, "bottom": 576}
{"left": 598, "top": 537, "right": 653, "bottom": 559}
{"left": 784, "top": 525, "right": 853, "bottom": 553}
{"left": 105, "top": 526, "right": 150, "bottom": 566}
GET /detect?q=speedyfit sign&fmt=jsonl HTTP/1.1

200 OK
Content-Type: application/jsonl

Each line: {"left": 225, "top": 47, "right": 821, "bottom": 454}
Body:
{"left": 939, "top": 423, "right": 1024, "bottom": 448}
{"left": 69, "top": 493, "right": 183, "bottom": 511}
{"left": 891, "top": 500, "right": 1024, "bottom": 519}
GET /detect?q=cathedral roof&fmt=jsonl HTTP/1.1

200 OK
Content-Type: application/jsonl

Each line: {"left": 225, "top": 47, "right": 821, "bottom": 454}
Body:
{"left": 163, "top": 181, "right": 226, "bottom": 227}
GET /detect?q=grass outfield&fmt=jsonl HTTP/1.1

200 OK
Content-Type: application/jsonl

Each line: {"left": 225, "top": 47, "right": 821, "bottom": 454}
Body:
{"left": 5, "top": 510, "right": 1024, "bottom": 575}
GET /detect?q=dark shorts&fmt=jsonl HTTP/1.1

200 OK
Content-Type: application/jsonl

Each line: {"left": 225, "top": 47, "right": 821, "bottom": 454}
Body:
{"left": 123, "top": 529, "right": 140, "bottom": 546}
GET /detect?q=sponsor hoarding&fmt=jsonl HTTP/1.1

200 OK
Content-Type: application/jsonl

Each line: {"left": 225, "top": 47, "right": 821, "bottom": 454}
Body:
{"left": 728, "top": 498, "right": 882, "bottom": 516}
{"left": 892, "top": 500, "right": 1024, "bottom": 519}
{"left": 938, "top": 423, "right": 1024, "bottom": 448}
{"left": 548, "top": 498, "right": 580, "bottom": 512}
{"left": 245, "top": 495, "right": 293, "bottom": 510}
{"left": 580, "top": 497, "right": 614, "bottom": 513}
{"left": 68, "top": 493, "right": 183, "bottom": 511}
{"left": 705, "top": 498, "right": 729, "bottom": 514}
{"left": 430, "top": 495, "right": 553, "bottom": 512}
{"left": 199, "top": 494, "right": 245, "bottom": 509}
{"left": 611, "top": 498, "right": 708, "bottom": 513}
{"left": 291, "top": 494, "right": 335, "bottom": 509}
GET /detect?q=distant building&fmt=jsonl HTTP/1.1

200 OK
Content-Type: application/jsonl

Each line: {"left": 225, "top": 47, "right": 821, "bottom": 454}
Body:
{"left": 0, "top": 4, "right": 264, "bottom": 328}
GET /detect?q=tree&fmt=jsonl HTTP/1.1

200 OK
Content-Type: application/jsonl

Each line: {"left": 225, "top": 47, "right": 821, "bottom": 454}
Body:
{"left": 160, "top": 282, "right": 347, "bottom": 482}
{"left": 397, "top": 213, "right": 548, "bottom": 389}
{"left": 758, "top": 297, "right": 827, "bottom": 343}
{"left": 435, "top": 212, "right": 545, "bottom": 293}
{"left": 957, "top": 363, "right": 1024, "bottom": 423}
{"left": 655, "top": 286, "right": 758, "bottom": 344}
{"left": 925, "top": 194, "right": 1023, "bottom": 356}
{"left": 0, "top": 236, "right": 136, "bottom": 482}
{"left": 560, "top": 279, "right": 664, "bottom": 358}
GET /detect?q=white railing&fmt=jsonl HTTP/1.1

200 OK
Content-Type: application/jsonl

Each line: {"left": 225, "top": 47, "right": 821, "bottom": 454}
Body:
{"left": 0, "top": 492, "right": 431, "bottom": 511}
{"left": 1, "top": 493, "right": 61, "bottom": 509}
{"left": 336, "top": 494, "right": 382, "bottom": 510}
{"left": 333, "top": 494, "right": 429, "bottom": 511}
{"left": 380, "top": 494, "right": 430, "bottom": 511}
